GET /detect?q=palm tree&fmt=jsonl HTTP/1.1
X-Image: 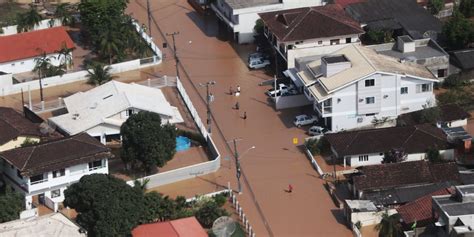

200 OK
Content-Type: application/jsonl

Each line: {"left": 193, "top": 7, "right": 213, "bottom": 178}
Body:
{"left": 55, "top": 42, "right": 74, "bottom": 70}
{"left": 98, "top": 29, "right": 122, "bottom": 65}
{"left": 33, "top": 52, "right": 53, "bottom": 101}
{"left": 44, "top": 64, "right": 66, "bottom": 77}
{"left": 54, "top": 3, "right": 75, "bottom": 26}
{"left": 16, "top": 5, "right": 43, "bottom": 33}
{"left": 86, "top": 62, "right": 114, "bottom": 86}
{"left": 374, "top": 212, "right": 402, "bottom": 237}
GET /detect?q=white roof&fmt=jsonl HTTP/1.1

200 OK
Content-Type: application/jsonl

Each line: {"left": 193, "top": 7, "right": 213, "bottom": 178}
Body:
{"left": 49, "top": 81, "right": 182, "bottom": 135}
{"left": 0, "top": 213, "right": 86, "bottom": 237}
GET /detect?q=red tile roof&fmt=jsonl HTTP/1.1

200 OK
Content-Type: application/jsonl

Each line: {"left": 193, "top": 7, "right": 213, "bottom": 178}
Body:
{"left": 0, "top": 26, "right": 75, "bottom": 63}
{"left": 132, "top": 217, "right": 207, "bottom": 237}
{"left": 397, "top": 188, "right": 453, "bottom": 227}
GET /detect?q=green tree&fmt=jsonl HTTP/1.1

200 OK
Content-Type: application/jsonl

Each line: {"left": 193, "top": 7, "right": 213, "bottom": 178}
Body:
{"left": 98, "top": 29, "right": 123, "bottom": 64}
{"left": 418, "top": 102, "right": 440, "bottom": 124}
{"left": 459, "top": 0, "right": 473, "bottom": 18}
{"left": 254, "top": 19, "right": 264, "bottom": 34}
{"left": 0, "top": 186, "right": 25, "bottom": 223}
{"left": 56, "top": 42, "right": 74, "bottom": 70}
{"left": 426, "top": 146, "right": 442, "bottom": 163}
{"left": 54, "top": 3, "right": 76, "bottom": 26}
{"left": 16, "top": 5, "right": 43, "bottom": 33}
{"left": 21, "top": 138, "right": 39, "bottom": 147}
{"left": 63, "top": 174, "right": 145, "bottom": 237}
{"left": 120, "top": 112, "right": 177, "bottom": 172}
{"left": 195, "top": 201, "right": 228, "bottom": 228}
{"left": 382, "top": 148, "right": 407, "bottom": 164}
{"left": 366, "top": 29, "right": 393, "bottom": 44}
{"left": 85, "top": 62, "right": 114, "bottom": 86}
{"left": 428, "top": 0, "right": 444, "bottom": 14}
{"left": 442, "top": 11, "right": 474, "bottom": 50}
{"left": 374, "top": 212, "right": 402, "bottom": 237}
{"left": 33, "top": 51, "right": 53, "bottom": 101}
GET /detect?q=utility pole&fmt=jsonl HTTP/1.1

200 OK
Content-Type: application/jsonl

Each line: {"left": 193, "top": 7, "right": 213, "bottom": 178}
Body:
{"left": 146, "top": 0, "right": 151, "bottom": 35}
{"left": 233, "top": 139, "right": 242, "bottom": 194}
{"left": 166, "top": 32, "right": 180, "bottom": 78}
{"left": 228, "top": 138, "right": 255, "bottom": 194}
{"left": 199, "top": 81, "right": 216, "bottom": 134}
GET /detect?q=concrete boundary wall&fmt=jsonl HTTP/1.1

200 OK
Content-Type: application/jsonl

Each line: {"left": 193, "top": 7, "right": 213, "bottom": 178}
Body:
{"left": 0, "top": 19, "right": 63, "bottom": 36}
{"left": 128, "top": 77, "right": 220, "bottom": 189}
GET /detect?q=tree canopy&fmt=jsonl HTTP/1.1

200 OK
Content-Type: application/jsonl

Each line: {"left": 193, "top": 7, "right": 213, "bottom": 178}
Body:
{"left": 428, "top": 0, "right": 444, "bottom": 14}
{"left": 442, "top": 11, "right": 474, "bottom": 50}
{"left": 0, "top": 186, "right": 25, "bottom": 223}
{"left": 374, "top": 212, "right": 402, "bottom": 237}
{"left": 382, "top": 148, "right": 407, "bottom": 164}
{"left": 16, "top": 5, "right": 42, "bottom": 33}
{"left": 459, "top": 0, "right": 473, "bottom": 18}
{"left": 121, "top": 111, "right": 177, "bottom": 172}
{"left": 78, "top": 0, "right": 151, "bottom": 64}
{"left": 64, "top": 174, "right": 146, "bottom": 237}
{"left": 85, "top": 62, "right": 114, "bottom": 86}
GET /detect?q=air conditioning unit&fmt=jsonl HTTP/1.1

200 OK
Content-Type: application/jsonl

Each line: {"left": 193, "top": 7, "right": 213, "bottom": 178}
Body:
{"left": 357, "top": 117, "right": 363, "bottom": 123}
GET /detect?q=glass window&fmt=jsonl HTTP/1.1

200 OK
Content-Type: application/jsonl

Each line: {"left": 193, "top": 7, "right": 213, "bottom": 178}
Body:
{"left": 401, "top": 87, "right": 408, "bottom": 94}
{"left": 365, "top": 79, "right": 375, "bottom": 87}
{"left": 53, "top": 169, "right": 65, "bottom": 178}
{"left": 30, "top": 174, "right": 45, "bottom": 184}
{"left": 88, "top": 160, "right": 103, "bottom": 170}
{"left": 358, "top": 155, "right": 368, "bottom": 161}
{"left": 330, "top": 39, "right": 340, "bottom": 45}
{"left": 51, "top": 189, "right": 61, "bottom": 198}
{"left": 366, "top": 97, "right": 375, "bottom": 104}
{"left": 416, "top": 83, "right": 432, "bottom": 93}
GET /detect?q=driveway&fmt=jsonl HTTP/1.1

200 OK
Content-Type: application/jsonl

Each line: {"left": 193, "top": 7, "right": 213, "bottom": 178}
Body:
{"left": 126, "top": 1, "right": 352, "bottom": 236}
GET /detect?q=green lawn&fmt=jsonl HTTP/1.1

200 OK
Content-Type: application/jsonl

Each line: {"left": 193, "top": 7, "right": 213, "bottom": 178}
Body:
{"left": 0, "top": 3, "right": 28, "bottom": 26}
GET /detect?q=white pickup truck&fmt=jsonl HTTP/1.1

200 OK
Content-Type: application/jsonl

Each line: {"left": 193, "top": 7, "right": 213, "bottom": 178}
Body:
{"left": 266, "top": 83, "right": 291, "bottom": 97}
{"left": 293, "top": 114, "right": 318, "bottom": 127}
{"left": 248, "top": 57, "right": 271, "bottom": 69}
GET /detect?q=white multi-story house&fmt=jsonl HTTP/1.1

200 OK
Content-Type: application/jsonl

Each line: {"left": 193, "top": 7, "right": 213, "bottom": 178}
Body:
{"left": 0, "top": 26, "right": 74, "bottom": 75}
{"left": 211, "top": 0, "right": 324, "bottom": 44}
{"left": 0, "top": 133, "right": 111, "bottom": 212}
{"left": 285, "top": 44, "right": 438, "bottom": 131}
{"left": 259, "top": 4, "right": 364, "bottom": 67}
{"left": 49, "top": 81, "right": 184, "bottom": 144}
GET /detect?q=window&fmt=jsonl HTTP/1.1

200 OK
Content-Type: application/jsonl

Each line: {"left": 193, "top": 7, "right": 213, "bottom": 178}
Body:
{"left": 401, "top": 87, "right": 408, "bottom": 94}
{"left": 365, "top": 97, "right": 375, "bottom": 104}
{"left": 126, "top": 109, "right": 134, "bottom": 116}
{"left": 53, "top": 169, "right": 65, "bottom": 178}
{"left": 30, "top": 174, "right": 45, "bottom": 184}
{"left": 416, "top": 83, "right": 432, "bottom": 93}
{"left": 365, "top": 113, "right": 376, "bottom": 116}
{"left": 88, "top": 160, "right": 103, "bottom": 171}
{"left": 17, "top": 170, "right": 23, "bottom": 179}
{"left": 365, "top": 79, "right": 375, "bottom": 87}
{"left": 437, "top": 69, "right": 447, "bottom": 78}
{"left": 11, "top": 63, "right": 15, "bottom": 66}
{"left": 330, "top": 39, "right": 340, "bottom": 45}
{"left": 358, "top": 155, "right": 369, "bottom": 162}
{"left": 318, "top": 40, "right": 322, "bottom": 44}
{"left": 346, "top": 37, "right": 352, "bottom": 43}
{"left": 51, "top": 189, "right": 61, "bottom": 198}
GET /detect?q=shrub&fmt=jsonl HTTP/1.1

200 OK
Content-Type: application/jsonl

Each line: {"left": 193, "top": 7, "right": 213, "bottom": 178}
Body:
{"left": 305, "top": 138, "right": 320, "bottom": 155}
{"left": 213, "top": 193, "right": 227, "bottom": 207}
{"left": 442, "top": 74, "right": 466, "bottom": 88}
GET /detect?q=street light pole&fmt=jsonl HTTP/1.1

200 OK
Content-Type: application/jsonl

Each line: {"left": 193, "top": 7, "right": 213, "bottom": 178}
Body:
{"left": 229, "top": 138, "right": 255, "bottom": 194}
{"left": 166, "top": 32, "right": 180, "bottom": 78}
{"left": 199, "top": 81, "right": 216, "bottom": 134}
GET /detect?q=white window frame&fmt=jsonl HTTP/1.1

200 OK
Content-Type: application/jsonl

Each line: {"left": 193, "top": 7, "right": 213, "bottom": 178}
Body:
{"left": 365, "top": 97, "right": 375, "bottom": 104}
{"left": 416, "top": 83, "right": 432, "bottom": 93}
{"left": 401, "top": 87, "right": 408, "bottom": 94}
{"left": 358, "top": 155, "right": 369, "bottom": 162}
{"left": 365, "top": 79, "right": 375, "bottom": 87}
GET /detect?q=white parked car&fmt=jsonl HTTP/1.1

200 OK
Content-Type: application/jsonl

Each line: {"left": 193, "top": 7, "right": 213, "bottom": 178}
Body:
{"left": 248, "top": 52, "right": 268, "bottom": 60}
{"left": 248, "top": 57, "right": 271, "bottom": 69}
{"left": 267, "top": 83, "right": 291, "bottom": 97}
{"left": 308, "top": 126, "right": 329, "bottom": 136}
{"left": 293, "top": 114, "right": 318, "bottom": 127}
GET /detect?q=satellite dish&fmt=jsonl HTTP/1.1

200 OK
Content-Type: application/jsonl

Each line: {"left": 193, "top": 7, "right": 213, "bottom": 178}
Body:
{"left": 212, "top": 216, "right": 236, "bottom": 237}
{"left": 39, "top": 121, "right": 57, "bottom": 136}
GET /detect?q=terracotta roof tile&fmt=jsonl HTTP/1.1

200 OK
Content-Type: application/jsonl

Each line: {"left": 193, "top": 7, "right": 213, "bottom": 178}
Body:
{"left": 132, "top": 217, "right": 207, "bottom": 237}
{"left": 397, "top": 188, "right": 453, "bottom": 227}
{"left": 259, "top": 4, "right": 364, "bottom": 42}
{"left": 0, "top": 107, "right": 43, "bottom": 145}
{"left": 0, "top": 27, "right": 75, "bottom": 63}
{"left": 0, "top": 133, "right": 111, "bottom": 176}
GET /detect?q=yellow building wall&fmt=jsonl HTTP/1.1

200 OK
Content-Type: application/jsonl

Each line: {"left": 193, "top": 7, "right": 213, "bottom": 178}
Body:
{"left": 0, "top": 136, "right": 40, "bottom": 152}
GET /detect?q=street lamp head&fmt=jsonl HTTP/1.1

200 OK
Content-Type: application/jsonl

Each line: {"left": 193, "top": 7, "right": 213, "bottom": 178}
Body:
{"left": 210, "top": 81, "right": 216, "bottom": 85}
{"left": 251, "top": 146, "right": 256, "bottom": 149}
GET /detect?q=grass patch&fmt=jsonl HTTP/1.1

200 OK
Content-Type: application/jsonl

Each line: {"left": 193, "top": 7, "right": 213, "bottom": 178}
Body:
{"left": 0, "top": 3, "right": 28, "bottom": 27}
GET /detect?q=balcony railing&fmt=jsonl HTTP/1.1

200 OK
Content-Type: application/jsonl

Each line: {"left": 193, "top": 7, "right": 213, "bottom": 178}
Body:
{"left": 30, "top": 179, "right": 48, "bottom": 185}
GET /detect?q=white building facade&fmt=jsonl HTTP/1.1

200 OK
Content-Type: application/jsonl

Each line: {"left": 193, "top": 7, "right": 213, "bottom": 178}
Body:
{"left": 286, "top": 44, "right": 438, "bottom": 132}
{"left": 212, "top": 0, "right": 324, "bottom": 44}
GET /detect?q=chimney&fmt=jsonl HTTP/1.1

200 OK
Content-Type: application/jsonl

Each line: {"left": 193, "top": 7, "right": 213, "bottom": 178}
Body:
{"left": 397, "top": 36, "right": 415, "bottom": 53}
{"left": 321, "top": 55, "right": 351, "bottom": 77}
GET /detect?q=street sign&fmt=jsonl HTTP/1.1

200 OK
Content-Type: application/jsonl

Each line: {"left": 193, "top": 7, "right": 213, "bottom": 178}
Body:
{"left": 293, "top": 137, "right": 298, "bottom": 145}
